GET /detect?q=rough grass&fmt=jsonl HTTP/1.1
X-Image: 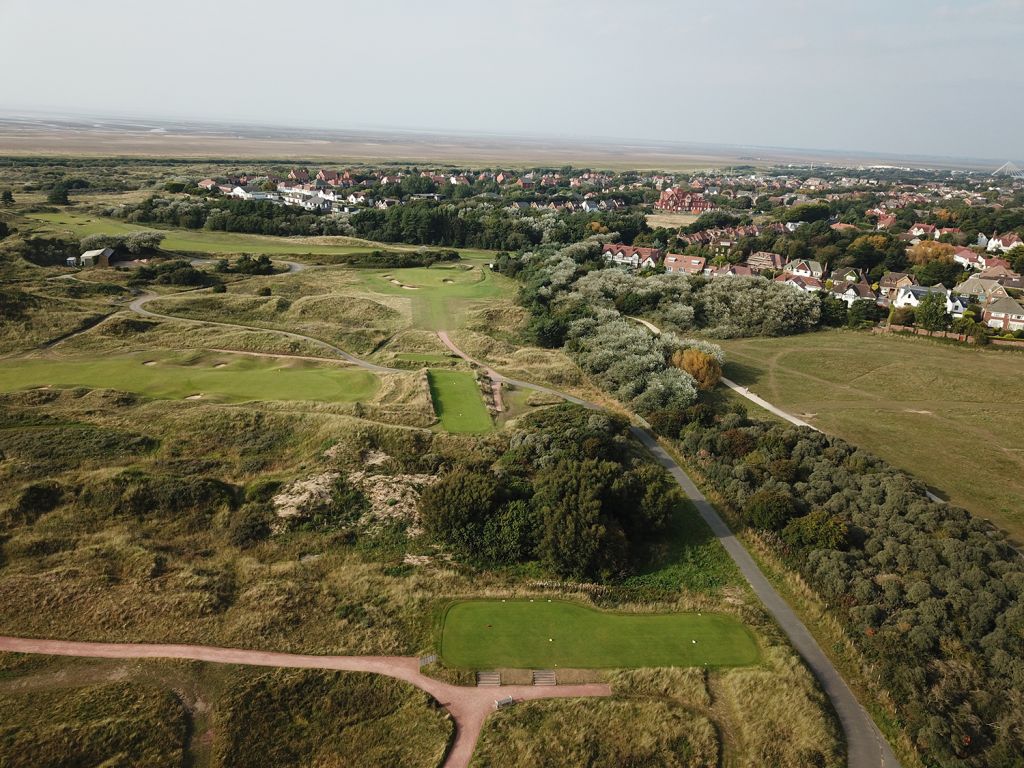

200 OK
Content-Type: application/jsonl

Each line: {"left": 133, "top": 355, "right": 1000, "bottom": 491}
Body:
{"left": 0, "top": 349, "right": 379, "bottom": 404}
{"left": 717, "top": 329, "right": 1024, "bottom": 540}
{"left": 146, "top": 288, "right": 402, "bottom": 355}
{"left": 215, "top": 669, "right": 451, "bottom": 768}
{"left": 0, "top": 679, "right": 188, "bottom": 768}
{"left": 427, "top": 369, "right": 493, "bottom": 433}
{"left": 439, "top": 600, "right": 759, "bottom": 669}
{"left": 471, "top": 698, "right": 719, "bottom": 768}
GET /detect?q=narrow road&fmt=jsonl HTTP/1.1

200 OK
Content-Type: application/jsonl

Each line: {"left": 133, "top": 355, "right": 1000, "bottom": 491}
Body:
{"left": 719, "top": 376, "right": 817, "bottom": 429}
{"left": 0, "top": 636, "right": 610, "bottom": 768}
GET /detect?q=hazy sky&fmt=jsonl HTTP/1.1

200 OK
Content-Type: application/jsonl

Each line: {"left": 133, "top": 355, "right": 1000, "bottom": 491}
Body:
{"left": 1, "top": 0, "right": 1022, "bottom": 159}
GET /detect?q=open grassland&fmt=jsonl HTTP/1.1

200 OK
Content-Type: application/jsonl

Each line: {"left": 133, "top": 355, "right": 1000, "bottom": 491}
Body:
{"left": 0, "top": 350, "right": 379, "bottom": 404}
{"left": 646, "top": 210, "right": 701, "bottom": 228}
{"left": 427, "top": 370, "right": 493, "bottom": 433}
{"left": 440, "top": 600, "right": 759, "bottom": 669}
{"left": 717, "top": 330, "right": 1024, "bottom": 540}
{"left": 0, "top": 655, "right": 451, "bottom": 768}
{"left": 27, "top": 211, "right": 384, "bottom": 256}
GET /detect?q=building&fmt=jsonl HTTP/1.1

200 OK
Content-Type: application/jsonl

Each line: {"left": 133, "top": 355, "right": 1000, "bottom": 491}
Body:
{"left": 829, "top": 279, "right": 876, "bottom": 307}
{"left": 983, "top": 296, "right": 1024, "bottom": 331}
{"left": 893, "top": 284, "right": 949, "bottom": 309}
{"left": 711, "top": 264, "right": 755, "bottom": 278}
{"left": 878, "top": 271, "right": 917, "bottom": 298}
{"left": 654, "top": 187, "right": 715, "bottom": 213}
{"left": 197, "top": 178, "right": 218, "bottom": 190}
{"left": 601, "top": 243, "right": 663, "bottom": 270}
{"left": 909, "top": 223, "right": 936, "bottom": 238}
{"left": 784, "top": 259, "right": 824, "bottom": 279}
{"left": 231, "top": 186, "right": 277, "bottom": 202}
{"left": 775, "top": 273, "right": 823, "bottom": 293}
{"left": 987, "top": 233, "right": 1023, "bottom": 253}
{"left": 663, "top": 254, "right": 706, "bottom": 275}
{"left": 745, "top": 251, "right": 785, "bottom": 272}
{"left": 78, "top": 247, "right": 114, "bottom": 268}
{"left": 953, "top": 247, "right": 985, "bottom": 270}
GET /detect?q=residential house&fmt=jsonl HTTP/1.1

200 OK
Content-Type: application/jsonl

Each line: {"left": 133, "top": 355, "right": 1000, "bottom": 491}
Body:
{"left": 316, "top": 169, "right": 340, "bottom": 184}
{"left": 601, "top": 244, "right": 663, "bottom": 270}
{"left": 231, "top": 186, "right": 276, "bottom": 202}
{"left": 784, "top": 259, "right": 824, "bottom": 279}
{"left": 581, "top": 200, "right": 602, "bottom": 213}
{"left": 983, "top": 296, "right": 1024, "bottom": 331}
{"left": 909, "top": 223, "right": 936, "bottom": 238}
{"left": 892, "top": 284, "right": 949, "bottom": 310}
{"left": 711, "top": 264, "right": 755, "bottom": 278}
{"left": 197, "top": 178, "right": 218, "bottom": 190}
{"left": 347, "top": 191, "right": 372, "bottom": 205}
{"left": 663, "top": 254, "right": 706, "bottom": 275}
{"left": 745, "top": 251, "right": 785, "bottom": 273}
{"left": 953, "top": 247, "right": 985, "bottom": 270}
{"left": 956, "top": 276, "right": 1009, "bottom": 301}
{"left": 376, "top": 198, "right": 400, "bottom": 209}
{"left": 878, "top": 271, "right": 917, "bottom": 299}
{"left": 876, "top": 213, "right": 897, "bottom": 230}
{"left": 288, "top": 168, "right": 310, "bottom": 183}
{"left": 987, "top": 232, "right": 1023, "bottom": 253}
{"left": 830, "top": 279, "right": 876, "bottom": 307}
{"left": 775, "top": 274, "right": 823, "bottom": 293}
{"left": 829, "top": 267, "right": 863, "bottom": 284}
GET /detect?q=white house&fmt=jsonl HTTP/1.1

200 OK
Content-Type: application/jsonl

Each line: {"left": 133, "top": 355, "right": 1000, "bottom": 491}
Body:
{"left": 783, "top": 259, "right": 824, "bottom": 279}
{"left": 775, "top": 273, "right": 823, "bottom": 293}
{"left": 987, "top": 233, "right": 1023, "bottom": 253}
{"left": 830, "top": 280, "right": 876, "bottom": 307}
{"left": 893, "top": 284, "right": 948, "bottom": 309}
{"left": 601, "top": 244, "right": 663, "bottom": 270}
{"left": 953, "top": 247, "right": 985, "bottom": 270}
{"left": 231, "top": 186, "right": 277, "bottom": 202}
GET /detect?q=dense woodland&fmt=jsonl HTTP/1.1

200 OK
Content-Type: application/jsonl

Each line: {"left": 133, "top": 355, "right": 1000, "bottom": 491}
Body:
{"left": 419, "top": 405, "right": 687, "bottom": 583}
{"left": 674, "top": 418, "right": 1024, "bottom": 767}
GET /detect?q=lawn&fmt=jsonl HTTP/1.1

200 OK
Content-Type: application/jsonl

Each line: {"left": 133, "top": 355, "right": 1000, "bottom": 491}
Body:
{"left": 426, "top": 369, "right": 492, "bottom": 433}
{"left": 717, "top": 330, "right": 1024, "bottom": 541}
{"left": 0, "top": 350, "right": 379, "bottom": 404}
{"left": 352, "top": 263, "right": 514, "bottom": 331}
{"left": 439, "top": 600, "right": 759, "bottom": 669}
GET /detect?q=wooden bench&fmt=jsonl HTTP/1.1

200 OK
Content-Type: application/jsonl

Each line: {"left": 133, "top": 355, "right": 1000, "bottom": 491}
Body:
{"left": 494, "top": 695, "right": 515, "bottom": 710}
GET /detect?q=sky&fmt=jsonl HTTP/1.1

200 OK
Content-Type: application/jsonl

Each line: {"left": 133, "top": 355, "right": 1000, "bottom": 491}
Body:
{"left": 1, "top": 0, "right": 1022, "bottom": 160}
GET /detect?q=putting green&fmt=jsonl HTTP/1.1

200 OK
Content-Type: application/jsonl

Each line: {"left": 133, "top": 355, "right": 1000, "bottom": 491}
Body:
{"left": 0, "top": 351, "right": 379, "bottom": 404}
{"left": 427, "top": 369, "right": 492, "bottom": 433}
{"left": 439, "top": 600, "right": 759, "bottom": 669}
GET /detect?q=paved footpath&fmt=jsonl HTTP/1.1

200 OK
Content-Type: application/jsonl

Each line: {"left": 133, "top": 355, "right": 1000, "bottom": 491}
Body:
{"left": 0, "top": 636, "right": 609, "bottom": 768}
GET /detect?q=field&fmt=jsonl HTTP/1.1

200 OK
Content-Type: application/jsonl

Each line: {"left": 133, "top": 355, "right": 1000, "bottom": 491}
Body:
{"left": 427, "top": 370, "right": 492, "bottom": 433}
{"left": 439, "top": 600, "right": 759, "bottom": 669}
{"left": 27, "top": 212, "right": 388, "bottom": 256}
{"left": 646, "top": 211, "right": 701, "bottom": 228}
{"left": 0, "top": 350, "right": 379, "bottom": 404}
{"left": 717, "top": 330, "right": 1024, "bottom": 540}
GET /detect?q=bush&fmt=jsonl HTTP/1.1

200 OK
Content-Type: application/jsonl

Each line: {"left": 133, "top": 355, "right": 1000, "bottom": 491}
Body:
{"left": 744, "top": 488, "right": 797, "bottom": 530}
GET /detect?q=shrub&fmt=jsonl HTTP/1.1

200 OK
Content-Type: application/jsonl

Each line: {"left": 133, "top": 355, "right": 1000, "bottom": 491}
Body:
{"left": 744, "top": 488, "right": 797, "bottom": 530}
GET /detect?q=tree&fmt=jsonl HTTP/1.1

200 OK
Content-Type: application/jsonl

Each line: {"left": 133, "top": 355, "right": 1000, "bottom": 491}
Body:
{"left": 534, "top": 459, "right": 629, "bottom": 580}
{"left": 418, "top": 468, "right": 499, "bottom": 558}
{"left": 907, "top": 240, "right": 955, "bottom": 266}
{"left": 671, "top": 347, "right": 721, "bottom": 390}
{"left": 915, "top": 292, "right": 949, "bottom": 332}
{"left": 847, "top": 298, "right": 882, "bottom": 327}
{"left": 1, "top": 190, "right": 13, "bottom": 206}
{"left": 46, "top": 184, "right": 70, "bottom": 205}
{"left": 744, "top": 488, "right": 797, "bottom": 530}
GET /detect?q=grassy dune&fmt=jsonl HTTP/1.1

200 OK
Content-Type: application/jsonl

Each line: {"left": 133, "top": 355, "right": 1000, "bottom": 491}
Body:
{"left": 718, "top": 330, "right": 1024, "bottom": 540}
{"left": 0, "top": 350, "right": 379, "bottom": 404}
{"left": 440, "top": 600, "right": 759, "bottom": 669}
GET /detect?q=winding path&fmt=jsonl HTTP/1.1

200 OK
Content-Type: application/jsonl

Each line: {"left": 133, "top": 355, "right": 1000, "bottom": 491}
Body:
{"left": 116, "top": 269, "right": 901, "bottom": 766}
{"left": 0, "top": 636, "right": 609, "bottom": 768}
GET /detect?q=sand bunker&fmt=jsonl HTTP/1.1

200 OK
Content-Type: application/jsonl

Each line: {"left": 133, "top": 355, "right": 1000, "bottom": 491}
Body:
{"left": 214, "top": 363, "right": 228, "bottom": 369}
{"left": 143, "top": 360, "right": 157, "bottom": 366}
{"left": 186, "top": 394, "right": 204, "bottom": 400}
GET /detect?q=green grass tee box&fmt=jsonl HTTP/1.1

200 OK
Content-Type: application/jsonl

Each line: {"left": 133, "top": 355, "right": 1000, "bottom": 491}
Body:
{"left": 439, "top": 600, "right": 759, "bottom": 669}
{"left": 427, "top": 369, "right": 492, "bottom": 433}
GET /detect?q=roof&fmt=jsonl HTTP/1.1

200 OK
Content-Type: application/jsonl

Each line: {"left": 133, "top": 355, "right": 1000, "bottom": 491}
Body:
{"left": 985, "top": 296, "right": 1024, "bottom": 315}
{"left": 81, "top": 248, "right": 114, "bottom": 258}
{"left": 880, "top": 271, "right": 915, "bottom": 286}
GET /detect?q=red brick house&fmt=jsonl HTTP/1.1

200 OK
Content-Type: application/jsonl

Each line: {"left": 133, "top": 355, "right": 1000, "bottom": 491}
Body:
{"left": 654, "top": 187, "right": 715, "bottom": 213}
